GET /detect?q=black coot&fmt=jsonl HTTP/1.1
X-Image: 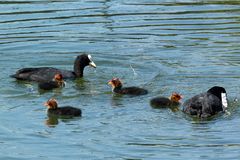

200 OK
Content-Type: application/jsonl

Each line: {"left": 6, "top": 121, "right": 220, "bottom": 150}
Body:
{"left": 11, "top": 54, "right": 96, "bottom": 82}
{"left": 38, "top": 73, "right": 65, "bottom": 90}
{"left": 44, "top": 98, "right": 82, "bottom": 117}
{"left": 182, "top": 86, "right": 228, "bottom": 118}
{"left": 108, "top": 78, "right": 148, "bottom": 96}
{"left": 150, "top": 92, "right": 183, "bottom": 108}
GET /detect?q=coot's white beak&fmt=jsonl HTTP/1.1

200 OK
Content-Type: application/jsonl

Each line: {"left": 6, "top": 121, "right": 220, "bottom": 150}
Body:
{"left": 88, "top": 54, "right": 97, "bottom": 68}
{"left": 221, "top": 93, "right": 228, "bottom": 111}
{"left": 89, "top": 61, "right": 97, "bottom": 68}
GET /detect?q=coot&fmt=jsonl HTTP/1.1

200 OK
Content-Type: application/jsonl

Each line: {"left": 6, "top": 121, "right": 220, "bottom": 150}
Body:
{"left": 38, "top": 73, "right": 65, "bottom": 90}
{"left": 44, "top": 98, "right": 82, "bottom": 117}
{"left": 182, "top": 86, "right": 228, "bottom": 118}
{"left": 150, "top": 92, "right": 183, "bottom": 108}
{"left": 11, "top": 54, "right": 96, "bottom": 82}
{"left": 108, "top": 78, "right": 148, "bottom": 96}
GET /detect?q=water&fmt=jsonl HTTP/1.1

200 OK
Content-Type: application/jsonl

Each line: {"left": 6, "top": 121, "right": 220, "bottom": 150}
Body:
{"left": 1, "top": 0, "right": 240, "bottom": 159}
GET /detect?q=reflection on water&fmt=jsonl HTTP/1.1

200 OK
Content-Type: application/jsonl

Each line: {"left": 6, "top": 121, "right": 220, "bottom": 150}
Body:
{"left": 45, "top": 115, "right": 59, "bottom": 127}
{"left": 1, "top": 0, "right": 240, "bottom": 159}
{"left": 45, "top": 114, "right": 81, "bottom": 127}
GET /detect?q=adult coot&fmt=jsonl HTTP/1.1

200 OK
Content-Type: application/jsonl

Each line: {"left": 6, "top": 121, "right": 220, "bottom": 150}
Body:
{"left": 11, "top": 54, "right": 96, "bottom": 82}
{"left": 182, "top": 86, "right": 228, "bottom": 118}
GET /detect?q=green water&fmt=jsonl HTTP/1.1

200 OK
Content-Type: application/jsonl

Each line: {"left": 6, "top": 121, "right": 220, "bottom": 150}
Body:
{"left": 1, "top": 0, "right": 240, "bottom": 159}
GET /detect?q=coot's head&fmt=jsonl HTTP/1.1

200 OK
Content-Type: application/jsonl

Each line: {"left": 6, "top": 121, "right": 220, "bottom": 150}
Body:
{"left": 108, "top": 78, "right": 123, "bottom": 89}
{"left": 44, "top": 98, "right": 58, "bottom": 109}
{"left": 74, "top": 54, "right": 96, "bottom": 77}
{"left": 207, "top": 86, "right": 228, "bottom": 109}
{"left": 170, "top": 92, "right": 183, "bottom": 103}
{"left": 207, "top": 86, "right": 226, "bottom": 99}
{"left": 75, "top": 54, "right": 96, "bottom": 68}
{"left": 54, "top": 73, "right": 63, "bottom": 80}
{"left": 53, "top": 73, "right": 65, "bottom": 87}
{"left": 54, "top": 73, "right": 63, "bottom": 82}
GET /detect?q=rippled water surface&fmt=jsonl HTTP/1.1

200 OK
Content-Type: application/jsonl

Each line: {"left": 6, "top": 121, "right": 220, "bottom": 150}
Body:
{"left": 1, "top": 0, "right": 240, "bottom": 159}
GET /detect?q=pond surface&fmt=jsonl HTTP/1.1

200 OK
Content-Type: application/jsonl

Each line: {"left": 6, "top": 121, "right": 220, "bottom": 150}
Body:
{"left": 1, "top": 0, "right": 240, "bottom": 159}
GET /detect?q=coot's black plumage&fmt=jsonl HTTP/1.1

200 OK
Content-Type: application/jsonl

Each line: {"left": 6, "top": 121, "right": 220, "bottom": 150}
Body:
{"left": 182, "top": 86, "right": 228, "bottom": 118}
{"left": 11, "top": 54, "right": 96, "bottom": 82}
{"left": 38, "top": 73, "right": 65, "bottom": 90}
{"left": 150, "top": 93, "right": 182, "bottom": 108}
{"left": 108, "top": 78, "right": 148, "bottom": 96}
{"left": 44, "top": 98, "right": 81, "bottom": 117}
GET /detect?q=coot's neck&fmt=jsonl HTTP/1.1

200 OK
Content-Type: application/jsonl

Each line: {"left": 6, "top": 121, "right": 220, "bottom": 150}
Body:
{"left": 74, "top": 56, "right": 87, "bottom": 77}
{"left": 113, "top": 86, "right": 122, "bottom": 93}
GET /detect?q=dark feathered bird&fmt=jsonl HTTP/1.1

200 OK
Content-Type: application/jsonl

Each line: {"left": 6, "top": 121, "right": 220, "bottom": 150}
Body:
{"left": 108, "top": 78, "right": 148, "bottom": 96}
{"left": 44, "top": 98, "right": 82, "bottom": 117}
{"left": 38, "top": 73, "right": 65, "bottom": 90}
{"left": 182, "top": 86, "right": 228, "bottom": 118}
{"left": 11, "top": 54, "right": 96, "bottom": 82}
{"left": 150, "top": 92, "right": 183, "bottom": 108}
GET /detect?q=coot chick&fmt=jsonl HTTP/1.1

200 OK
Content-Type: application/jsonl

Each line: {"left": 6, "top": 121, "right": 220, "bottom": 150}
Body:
{"left": 150, "top": 92, "right": 183, "bottom": 108}
{"left": 182, "top": 86, "right": 228, "bottom": 118}
{"left": 11, "top": 54, "right": 96, "bottom": 82}
{"left": 44, "top": 98, "right": 82, "bottom": 117}
{"left": 38, "top": 73, "right": 65, "bottom": 90}
{"left": 108, "top": 78, "right": 148, "bottom": 96}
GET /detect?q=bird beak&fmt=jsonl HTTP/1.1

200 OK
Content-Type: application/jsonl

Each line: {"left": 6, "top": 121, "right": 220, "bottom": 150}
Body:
{"left": 180, "top": 94, "right": 184, "bottom": 99}
{"left": 89, "top": 61, "right": 97, "bottom": 68}
{"left": 44, "top": 102, "right": 48, "bottom": 107}
{"left": 108, "top": 81, "right": 113, "bottom": 86}
{"left": 178, "top": 94, "right": 183, "bottom": 102}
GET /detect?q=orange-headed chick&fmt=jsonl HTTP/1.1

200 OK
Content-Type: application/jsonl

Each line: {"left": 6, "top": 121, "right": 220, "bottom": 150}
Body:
{"left": 38, "top": 73, "right": 65, "bottom": 90}
{"left": 108, "top": 78, "right": 148, "bottom": 96}
{"left": 44, "top": 98, "right": 81, "bottom": 117}
{"left": 150, "top": 92, "right": 183, "bottom": 108}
